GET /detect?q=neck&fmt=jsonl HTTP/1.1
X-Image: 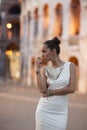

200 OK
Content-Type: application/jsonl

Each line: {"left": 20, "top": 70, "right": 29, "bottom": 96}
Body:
{"left": 51, "top": 56, "right": 63, "bottom": 67}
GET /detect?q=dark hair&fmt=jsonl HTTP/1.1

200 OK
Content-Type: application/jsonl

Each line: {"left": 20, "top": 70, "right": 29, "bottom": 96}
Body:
{"left": 43, "top": 37, "right": 61, "bottom": 55}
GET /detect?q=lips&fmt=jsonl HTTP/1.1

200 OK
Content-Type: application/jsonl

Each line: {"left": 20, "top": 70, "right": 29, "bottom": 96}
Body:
{"left": 42, "top": 58, "right": 48, "bottom": 65}
{"left": 42, "top": 57, "right": 46, "bottom": 62}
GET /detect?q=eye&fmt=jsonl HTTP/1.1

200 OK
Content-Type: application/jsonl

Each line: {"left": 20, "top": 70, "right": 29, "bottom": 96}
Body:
{"left": 42, "top": 50, "right": 46, "bottom": 53}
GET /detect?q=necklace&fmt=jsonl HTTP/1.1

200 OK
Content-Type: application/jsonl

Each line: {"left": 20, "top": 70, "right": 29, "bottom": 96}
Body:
{"left": 46, "top": 66, "right": 63, "bottom": 80}
{"left": 50, "top": 62, "right": 66, "bottom": 68}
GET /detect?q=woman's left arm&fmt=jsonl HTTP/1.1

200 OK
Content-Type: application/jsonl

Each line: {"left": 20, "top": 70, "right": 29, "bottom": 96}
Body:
{"left": 43, "top": 62, "right": 76, "bottom": 97}
{"left": 52, "top": 62, "right": 76, "bottom": 95}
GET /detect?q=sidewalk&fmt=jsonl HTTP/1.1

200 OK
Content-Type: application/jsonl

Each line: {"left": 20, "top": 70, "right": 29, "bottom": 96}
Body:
{"left": 0, "top": 79, "right": 87, "bottom": 104}
{"left": 0, "top": 79, "right": 41, "bottom": 99}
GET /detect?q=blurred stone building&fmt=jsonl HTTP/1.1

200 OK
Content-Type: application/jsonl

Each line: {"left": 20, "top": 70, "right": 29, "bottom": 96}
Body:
{"left": 20, "top": 0, "right": 87, "bottom": 94}
{"left": 0, "top": 0, "right": 21, "bottom": 80}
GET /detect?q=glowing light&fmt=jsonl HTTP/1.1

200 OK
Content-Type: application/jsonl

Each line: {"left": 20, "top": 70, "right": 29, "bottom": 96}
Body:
{"left": 5, "top": 50, "right": 12, "bottom": 56}
{"left": 15, "top": 71, "right": 20, "bottom": 78}
{"left": 16, "top": 52, "right": 20, "bottom": 57}
{"left": 6, "top": 23, "right": 12, "bottom": 29}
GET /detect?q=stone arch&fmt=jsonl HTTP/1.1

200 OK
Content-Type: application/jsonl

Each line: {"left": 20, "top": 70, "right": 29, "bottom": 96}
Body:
{"left": 70, "top": 0, "right": 80, "bottom": 35}
{"left": 7, "top": 4, "right": 20, "bottom": 39}
{"left": 69, "top": 56, "right": 78, "bottom": 65}
{"left": 6, "top": 21, "right": 20, "bottom": 39}
{"left": 53, "top": 3, "right": 63, "bottom": 37}
{"left": 69, "top": 56, "right": 79, "bottom": 90}
{"left": 43, "top": 4, "right": 50, "bottom": 37}
{"left": 31, "top": 56, "right": 36, "bottom": 86}
{"left": 27, "top": 11, "right": 31, "bottom": 38}
{"left": 8, "top": 4, "right": 20, "bottom": 15}
{"left": 8, "top": 22, "right": 20, "bottom": 39}
{"left": 5, "top": 42, "right": 21, "bottom": 79}
{"left": 34, "top": 8, "right": 39, "bottom": 37}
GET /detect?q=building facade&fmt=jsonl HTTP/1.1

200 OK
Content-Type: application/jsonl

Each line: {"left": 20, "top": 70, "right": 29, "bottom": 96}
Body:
{"left": 20, "top": 0, "right": 87, "bottom": 94}
{"left": 0, "top": 0, "right": 21, "bottom": 80}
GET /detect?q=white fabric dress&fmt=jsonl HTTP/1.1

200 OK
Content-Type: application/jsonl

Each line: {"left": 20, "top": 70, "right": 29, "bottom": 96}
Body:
{"left": 35, "top": 62, "right": 71, "bottom": 130}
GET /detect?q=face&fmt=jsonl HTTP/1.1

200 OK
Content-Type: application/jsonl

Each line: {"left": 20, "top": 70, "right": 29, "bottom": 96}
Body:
{"left": 41, "top": 44, "right": 52, "bottom": 63}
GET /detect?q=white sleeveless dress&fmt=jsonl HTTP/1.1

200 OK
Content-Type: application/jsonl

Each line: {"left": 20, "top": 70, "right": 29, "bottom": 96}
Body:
{"left": 35, "top": 62, "right": 71, "bottom": 130}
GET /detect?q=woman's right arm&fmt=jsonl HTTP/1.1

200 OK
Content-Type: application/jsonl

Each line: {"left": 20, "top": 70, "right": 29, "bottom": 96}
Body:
{"left": 36, "top": 57, "right": 48, "bottom": 93}
{"left": 36, "top": 67, "right": 48, "bottom": 93}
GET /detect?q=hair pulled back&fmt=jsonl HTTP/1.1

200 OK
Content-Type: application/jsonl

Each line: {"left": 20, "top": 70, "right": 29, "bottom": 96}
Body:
{"left": 43, "top": 37, "right": 61, "bottom": 55}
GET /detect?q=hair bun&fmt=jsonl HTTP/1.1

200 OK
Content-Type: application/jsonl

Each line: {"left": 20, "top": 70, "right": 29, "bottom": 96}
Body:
{"left": 52, "top": 37, "right": 60, "bottom": 45}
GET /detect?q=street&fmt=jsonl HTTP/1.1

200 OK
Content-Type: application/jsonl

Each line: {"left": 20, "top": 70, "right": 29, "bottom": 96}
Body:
{"left": 0, "top": 83, "right": 87, "bottom": 130}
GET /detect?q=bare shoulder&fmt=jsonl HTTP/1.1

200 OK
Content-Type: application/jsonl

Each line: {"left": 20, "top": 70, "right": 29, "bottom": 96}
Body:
{"left": 70, "top": 62, "right": 76, "bottom": 68}
{"left": 69, "top": 62, "right": 76, "bottom": 72}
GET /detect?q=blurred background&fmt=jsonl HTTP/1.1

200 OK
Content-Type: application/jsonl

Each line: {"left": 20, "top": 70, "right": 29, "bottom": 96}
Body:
{"left": 0, "top": 1, "right": 87, "bottom": 130}
{"left": 0, "top": 0, "right": 87, "bottom": 94}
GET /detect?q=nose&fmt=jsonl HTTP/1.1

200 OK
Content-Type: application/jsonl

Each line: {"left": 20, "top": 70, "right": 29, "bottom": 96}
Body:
{"left": 41, "top": 53, "right": 44, "bottom": 58}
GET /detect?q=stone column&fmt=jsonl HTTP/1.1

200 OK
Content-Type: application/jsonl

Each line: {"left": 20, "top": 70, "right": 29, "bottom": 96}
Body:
{"left": 27, "top": 54, "right": 32, "bottom": 86}
{"left": 37, "top": 8, "right": 43, "bottom": 40}
{"left": 79, "top": 4, "right": 87, "bottom": 94}
{"left": 78, "top": 52, "right": 87, "bottom": 94}
{"left": 48, "top": 5, "right": 54, "bottom": 38}
{"left": 0, "top": 15, "right": 2, "bottom": 38}
{"left": 21, "top": 14, "right": 29, "bottom": 85}
{"left": 29, "top": 12, "right": 34, "bottom": 43}
{"left": 20, "top": 15, "right": 24, "bottom": 80}
{"left": 26, "top": 12, "right": 32, "bottom": 86}
{"left": 78, "top": 36, "right": 87, "bottom": 94}
{"left": 26, "top": 11, "right": 35, "bottom": 86}
{"left": 62, "top": 4, "right": 70, "bottom": 40}
{"left": 1, "top": 12, "right": 6, "bottom": 38}
{"left": 80, "top": 5, "right": 87, "bottom": 36}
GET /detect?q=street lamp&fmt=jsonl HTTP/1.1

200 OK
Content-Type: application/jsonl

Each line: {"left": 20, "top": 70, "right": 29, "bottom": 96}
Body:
{"left": 6, "top": 23, "right": 12, "bottom": 29}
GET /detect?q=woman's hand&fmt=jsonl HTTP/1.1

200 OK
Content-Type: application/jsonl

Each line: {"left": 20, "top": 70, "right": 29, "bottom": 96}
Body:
{"left": 36, "top": 57, "right": 43, "bottom": 71}
{"left": 42, "top": 89, "right": 54, "bottom": 97}
{"left": 42, "top": 92, "right": 48, "bottom": 97}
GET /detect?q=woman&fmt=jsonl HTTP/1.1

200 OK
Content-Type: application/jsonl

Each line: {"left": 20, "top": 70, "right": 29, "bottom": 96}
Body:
{"left": 35, "top": 37, "right": 76, "bottom": 130}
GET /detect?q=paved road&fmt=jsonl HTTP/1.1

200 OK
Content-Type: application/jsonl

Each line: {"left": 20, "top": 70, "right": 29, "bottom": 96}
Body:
{"left": 0, "top": 94, "right": 37, "bottom": 130}
{"left": 0, "top": 83, "right": 87, "bottom": 130}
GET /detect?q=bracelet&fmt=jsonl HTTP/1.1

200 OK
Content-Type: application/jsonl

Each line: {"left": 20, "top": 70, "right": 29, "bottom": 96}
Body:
{"left": 47, "top": 89, "right": 53, "bottom": 96}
